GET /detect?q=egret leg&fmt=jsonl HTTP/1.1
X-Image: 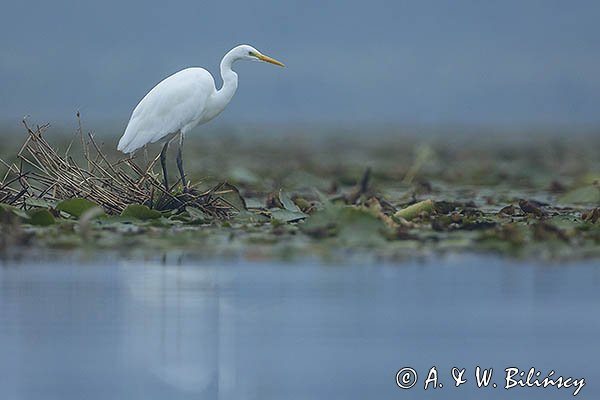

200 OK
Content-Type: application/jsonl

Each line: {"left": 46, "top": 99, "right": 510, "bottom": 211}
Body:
{"left": 176, "top": 132, "right": 188, "bottom": 192}
{"left": 160, "top": 141, "right": 169, "bottom": 192}
{"left": 143, "top": 145, "right": 149, "bottom": 165}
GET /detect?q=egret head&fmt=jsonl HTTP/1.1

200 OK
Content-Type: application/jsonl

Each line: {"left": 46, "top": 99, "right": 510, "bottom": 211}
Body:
{"left": 234, "top": 45, "right": 285, "bottom": 67}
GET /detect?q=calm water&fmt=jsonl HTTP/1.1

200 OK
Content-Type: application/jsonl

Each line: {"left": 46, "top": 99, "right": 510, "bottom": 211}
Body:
{"left": 0, "top": 256, "right": 598, "bottom": 399}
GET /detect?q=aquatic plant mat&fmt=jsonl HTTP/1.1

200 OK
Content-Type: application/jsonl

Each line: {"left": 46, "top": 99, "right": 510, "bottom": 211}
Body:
{"left": 1, "top": 122, "right": 599, "bottom": 261}
{"left": 0, "top": 120, "right": 234, "bottom": 218}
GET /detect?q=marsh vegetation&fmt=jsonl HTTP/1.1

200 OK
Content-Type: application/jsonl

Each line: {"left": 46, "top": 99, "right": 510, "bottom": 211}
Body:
{"left": 1, "top": 121, "right": 598, "bottom": 261}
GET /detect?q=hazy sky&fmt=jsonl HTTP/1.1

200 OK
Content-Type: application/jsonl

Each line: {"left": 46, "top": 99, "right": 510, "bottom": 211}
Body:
{"left": 1, "top": 0, "right": 599, "bottom": 127}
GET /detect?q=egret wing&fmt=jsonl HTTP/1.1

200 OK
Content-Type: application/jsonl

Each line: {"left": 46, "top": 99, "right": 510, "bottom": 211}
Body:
{"left": 117, "top": 68, "right": 215, "bottom": 153}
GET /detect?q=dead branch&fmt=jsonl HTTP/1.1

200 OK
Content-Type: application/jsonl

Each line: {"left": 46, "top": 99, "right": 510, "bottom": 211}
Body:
{"left": 0, "top": 120, "right": 232, "bottom": 218}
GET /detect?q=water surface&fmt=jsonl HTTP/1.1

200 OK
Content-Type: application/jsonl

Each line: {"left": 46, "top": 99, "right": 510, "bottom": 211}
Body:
{"left": 1, "top": 256, "right": 598, "bottom": 399}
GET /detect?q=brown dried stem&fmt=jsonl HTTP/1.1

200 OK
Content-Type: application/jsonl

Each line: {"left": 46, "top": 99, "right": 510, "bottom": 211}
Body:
{"left": 0, "top": 119, "right": 232, "bottom": 218}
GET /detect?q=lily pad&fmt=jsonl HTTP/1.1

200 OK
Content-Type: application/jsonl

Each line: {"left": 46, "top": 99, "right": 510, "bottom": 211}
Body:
{"left": 0, "top": 204, "right": 30, "bottom": 219}
{"left": 559, "top": 186, "right": 600, "bottom": 205}
{"left": 279, "top": 190, "right": 302, "bottom": 212}
{"left": 56, "top": 198, "right": 100, "bottom": 218}
{"left": 267, "top": 190, "right": 307, "bottom": 223}
{"left": 233, "top": 210, "right": 271, "bottom": 223}
{"left": 301, "top": 205, "right": 388, "bottom": 245}
{"left": 27, "top": 209, "right": 55, "bottom": 226}
{"left": 336, "top": 208, "right": 389, "bottom": 245}
{"left": 218, "top": 183, "right": 247, "bottom": 211}
{"left": 270, "top": 208, "right": 306, "bottom": 223}
{"left": 121, "top": 204, "right": 162, "bottom": 220}
{"left": 245, "top": 198, "right": 265, "bottom": 209}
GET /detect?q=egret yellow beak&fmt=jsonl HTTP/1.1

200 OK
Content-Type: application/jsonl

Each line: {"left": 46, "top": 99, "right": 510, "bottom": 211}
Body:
{"left": 256, "top": 52, "right": 285, "bottom": 67}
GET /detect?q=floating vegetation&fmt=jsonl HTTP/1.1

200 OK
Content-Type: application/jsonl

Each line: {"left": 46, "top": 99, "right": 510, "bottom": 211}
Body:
{"left": 0, "top": 121, "right": 599, "bottom": 261}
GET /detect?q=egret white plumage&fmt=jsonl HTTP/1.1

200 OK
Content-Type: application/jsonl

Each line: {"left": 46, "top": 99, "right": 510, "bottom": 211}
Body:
{"left": 117, "top": 44, "right": 285, "bottom": 191}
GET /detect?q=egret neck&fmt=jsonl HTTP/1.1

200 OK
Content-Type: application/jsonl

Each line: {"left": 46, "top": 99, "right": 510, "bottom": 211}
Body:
{"left": 207, "top": 49, "right": 239, "bottom": 118}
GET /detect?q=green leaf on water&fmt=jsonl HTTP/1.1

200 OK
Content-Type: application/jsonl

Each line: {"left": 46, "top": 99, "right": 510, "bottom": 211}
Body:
{"left": 234, "top": 210, "right": 271, "bottom": 223}
{"left": 336, "top": 207, "right": 389, "bottom": 245}
{"left": 0, "top": 203, "right": 30, "bottom": 219}
{"left": 558, "top": 186, "right": 600, "bottom": 205}
{"left": 218, "top": 183, "right": 247, "bottom": 211}
{"left": 244, "top": 198, "right": 265, "bottom": 209}
{"left": 301, "top": 205, "right": 388, "bottom": 245}
{"left": 268, "top": 190, "right": 307, "bottom": 223}
{"left": 121, "top": 204, "right": 162, "bottom": 220}
{"left": 312, "top": 189, "right": 332, "bottom": 208}
{"left": 27, "top": 209, "right": 55, "bottom": 226}
{"left": 269, "top": 208, "right": 306, "bottom": 223}
{"left": 185, "top": 206, "right": 210, "bottom": 223}
{"left": 279, "top": 190, "right": 301, "bottom": 212}
{"left": 56, "top": 198, "right": 100, "bottom": 218}
{"left": 548, "top": 215, "right": 583, "bottom": 230}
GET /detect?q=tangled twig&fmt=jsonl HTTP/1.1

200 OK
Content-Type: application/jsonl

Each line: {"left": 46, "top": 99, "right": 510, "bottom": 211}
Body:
{"left": 0, "top": 119, "right": 232, "bottom": 218}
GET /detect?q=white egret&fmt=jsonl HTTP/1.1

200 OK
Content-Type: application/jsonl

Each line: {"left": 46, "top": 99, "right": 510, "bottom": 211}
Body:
{"left": 117, "top": 44, "right": 285, "bottom": 191}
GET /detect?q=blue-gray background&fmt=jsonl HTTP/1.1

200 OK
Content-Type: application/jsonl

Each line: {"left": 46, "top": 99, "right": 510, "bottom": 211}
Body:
{"left": 1, "top": 0, "right": 599, "bottom": 127}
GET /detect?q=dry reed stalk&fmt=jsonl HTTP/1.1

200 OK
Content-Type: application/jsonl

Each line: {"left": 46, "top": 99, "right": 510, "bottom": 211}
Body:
{"left": 0, "top": 119, "right": 233, "bottom": 218}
